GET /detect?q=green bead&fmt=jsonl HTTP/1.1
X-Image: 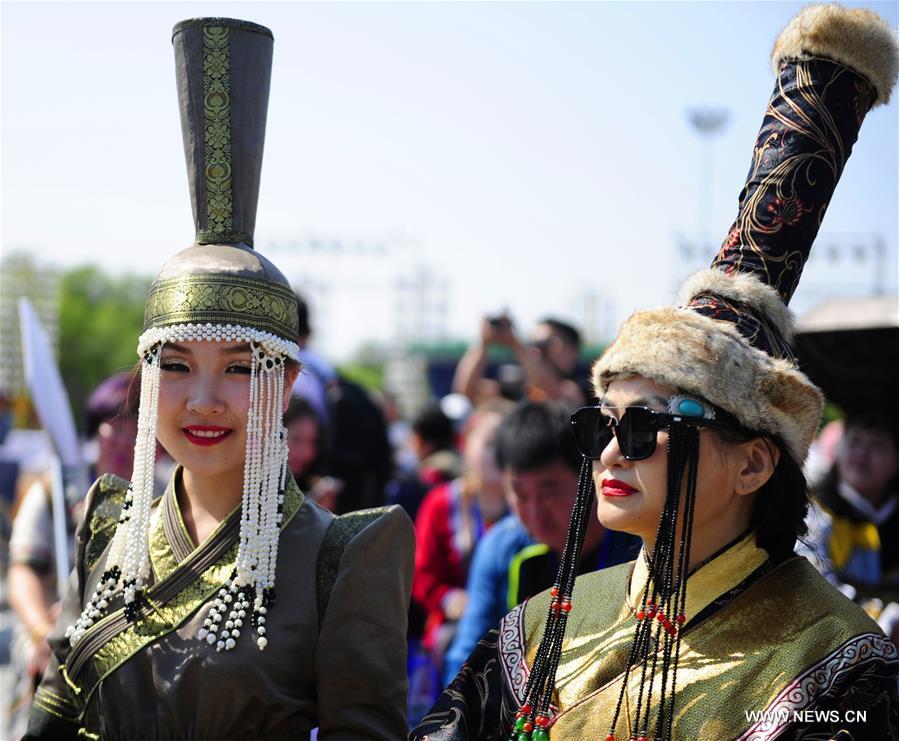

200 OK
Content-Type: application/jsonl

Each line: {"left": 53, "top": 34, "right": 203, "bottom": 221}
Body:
{"left": 517, "top": 734, "right": 530, "bottom": 741}
{"left": 534, "top": 730, "right": 549, "bottom": 741}
{"left": 515, "top": 717, "right": 526, "bottom": 732}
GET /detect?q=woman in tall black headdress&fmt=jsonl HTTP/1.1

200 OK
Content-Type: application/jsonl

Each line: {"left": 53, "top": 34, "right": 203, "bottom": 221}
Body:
{"left": 25, "top": 18, "right": 414, "bottom": 740}
{"left": 412, "top": 5, "right": 898, "bottom": 740}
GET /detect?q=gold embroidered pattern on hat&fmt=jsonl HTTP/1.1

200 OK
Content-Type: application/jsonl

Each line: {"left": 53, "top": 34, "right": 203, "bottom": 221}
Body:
{"left": 199, "top": 26, "right": 234, "bottom": 244}
{"left": 143, "top": 274, "right": 299, "bottom": 341}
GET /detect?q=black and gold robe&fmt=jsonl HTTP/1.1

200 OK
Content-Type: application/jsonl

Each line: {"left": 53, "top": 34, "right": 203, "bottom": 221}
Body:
{"left": 412, "top": 533, "right": 898, "bottom": 740}
{"left": 27, "top": 470, "right": 415, "bottom": 740}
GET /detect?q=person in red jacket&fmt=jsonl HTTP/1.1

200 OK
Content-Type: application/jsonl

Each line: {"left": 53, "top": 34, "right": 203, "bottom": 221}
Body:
{"left": 412, "top": 401, "right": 510, "bottom": 659}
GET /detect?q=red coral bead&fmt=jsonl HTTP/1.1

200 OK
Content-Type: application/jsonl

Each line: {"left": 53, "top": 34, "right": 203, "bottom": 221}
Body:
{"left": 676, "top": 613, "right": 686, "bottom": 624}
{"left": 635, "top": 611, "right": 645, "bottom": 620}
{"left": 523, "top": 722, "right": 533, "bottom": 733}
{"left": 550, "top": 587, "right": 559, "bottom": 597}
{"left": 605, "top": 735, "right": 615, "bottom": 741}
{"left": 522, "top": 704, "right": 532, "bottom": 714}
{"left": 536, "top": 716, "right": 548, "bottom": 727}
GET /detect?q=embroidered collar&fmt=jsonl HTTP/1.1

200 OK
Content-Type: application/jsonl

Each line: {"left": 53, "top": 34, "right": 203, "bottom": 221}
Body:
{"left": 628, "top": 532, "right": 768, "bottom": 626}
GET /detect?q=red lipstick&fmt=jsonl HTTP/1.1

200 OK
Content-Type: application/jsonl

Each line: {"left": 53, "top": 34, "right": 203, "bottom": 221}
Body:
{"left": 183, "top": 425, "right": 232, "bottom": 447}
{"left": 601, "top": 478, "right": 638, "bottom": 497}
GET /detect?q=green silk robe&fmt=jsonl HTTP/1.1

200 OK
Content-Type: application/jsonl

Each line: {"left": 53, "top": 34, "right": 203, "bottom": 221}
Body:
{"left": 26, "top": 470, "right": 415, "bottom": 740}
{"left": 412, "top": 533, "right": 898, "bottom": 740}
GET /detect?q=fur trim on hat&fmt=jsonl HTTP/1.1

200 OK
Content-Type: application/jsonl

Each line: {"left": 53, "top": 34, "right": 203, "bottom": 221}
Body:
{"left": 593, "top": 306, "right": 824, "bottom": 465}
{"left": 677, "top": 269, "right": 797, "bottom": 342}
{"left": 772, "top": 4, "right": 899, "bottom": 106}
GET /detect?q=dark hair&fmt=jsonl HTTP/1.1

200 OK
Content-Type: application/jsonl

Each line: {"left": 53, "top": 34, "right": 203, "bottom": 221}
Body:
{"left": 294, "top": 291, "right": 311, "bottom": 341}
{"left": 283, "top": 396, "right": 325, "bottom": 481}
{"left": 93, "top": 367, "right": 143, "bottom": 437}
{"left": 284, "top": 396, "right": 320, "bottom": 428}
{"left": 715, "top": 427, "right": 808, "bottom": 564}
{"left": 843, "top": 410, "right": 899, "bottom": 450}
{"left": 538, "top": 317, "right": 581, "bottom": 349}
{"left": 494, "top": 400, "right": 580, "bottom": 474}
{"left": 412, "top": 402, "right": 456, "bottom": 452}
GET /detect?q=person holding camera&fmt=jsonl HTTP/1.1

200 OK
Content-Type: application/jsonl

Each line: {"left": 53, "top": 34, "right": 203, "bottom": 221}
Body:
{"left": 452, "top": 316, "right": 586, "bottom": 406}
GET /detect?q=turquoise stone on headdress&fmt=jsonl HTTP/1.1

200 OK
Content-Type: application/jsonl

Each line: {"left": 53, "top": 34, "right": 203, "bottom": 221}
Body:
{"left": 677, "top": 398, "right": 705, "bottom": 417}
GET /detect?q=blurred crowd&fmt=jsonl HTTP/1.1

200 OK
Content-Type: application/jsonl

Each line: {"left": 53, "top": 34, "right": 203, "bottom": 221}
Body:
{"left": 1, "top": 295, "right": 897, "bottom": 733}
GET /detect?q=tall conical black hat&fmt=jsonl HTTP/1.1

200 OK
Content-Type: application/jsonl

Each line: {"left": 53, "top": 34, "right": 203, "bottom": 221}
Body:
{"left": 596, "top": 6, "right": 897, "bottom": 465}
{"left": 142, "top": 18, "right": 298, "bottom": 347}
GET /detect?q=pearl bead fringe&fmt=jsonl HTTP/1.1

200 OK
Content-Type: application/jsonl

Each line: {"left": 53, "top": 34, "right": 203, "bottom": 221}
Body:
{"left": 67, "top": 323, "right": 293, "bottom": 654}
{"left": 137, "top": 323, "right": 299, "bottom": 361}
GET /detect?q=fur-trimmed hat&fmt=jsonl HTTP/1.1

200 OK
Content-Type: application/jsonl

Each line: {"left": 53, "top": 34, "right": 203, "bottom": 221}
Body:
{"left": 595, "top": 4, "right": 898, "bottom": 465}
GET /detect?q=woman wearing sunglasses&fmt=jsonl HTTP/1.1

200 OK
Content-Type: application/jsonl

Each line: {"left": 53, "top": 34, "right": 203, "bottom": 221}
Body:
{"left": 411, "top": 6, "right": 898, "bottom": 740}
{"left": 25, "top": 19, "right": 413, "bottom": 740}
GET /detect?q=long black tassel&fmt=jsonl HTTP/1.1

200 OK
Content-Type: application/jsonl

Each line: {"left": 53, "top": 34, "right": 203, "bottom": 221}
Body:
{"left": 606, "top": 425, "right": 700, "bottom": 741}
{"left": 661, "top": 430, "right": 699, "bottom": 741}
{"left": 510, "top": 456, "right": 595, "bottom": 741}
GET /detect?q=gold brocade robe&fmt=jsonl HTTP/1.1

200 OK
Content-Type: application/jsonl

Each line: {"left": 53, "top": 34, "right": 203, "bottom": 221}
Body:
{"left": 412, "top": 533, "right": 898, "bottom": 740}
{"left": 26, "top": 471, "right": 415, "bottom": 740}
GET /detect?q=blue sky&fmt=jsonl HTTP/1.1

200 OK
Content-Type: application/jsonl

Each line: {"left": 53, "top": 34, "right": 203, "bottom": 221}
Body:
{"left": 3, "top": 1, "right": 896, "bottom": 358}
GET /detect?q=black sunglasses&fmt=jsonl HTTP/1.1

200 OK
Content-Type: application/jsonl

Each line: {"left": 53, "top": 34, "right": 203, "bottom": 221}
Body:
{"left": 570, "top": 405, "right": 735, "bottom": 461}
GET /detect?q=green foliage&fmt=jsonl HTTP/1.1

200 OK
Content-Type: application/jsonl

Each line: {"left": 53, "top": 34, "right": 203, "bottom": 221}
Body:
{"left": 58, "top": 265, "right": 151, "bottom": 431}
{"left": 337, "top": 363, "right": 384, "bottom": 392}
{"left": 822, "top": 401, "right": 843, "bottom": 426}
{"left": 405, "top": 339, "right": 470, "bottom": 359}
{"left": 407, "top": 340, "right": 608, "bottom": 365}
{"left": 581, "top": 343, "right": 606, "bottom": 360}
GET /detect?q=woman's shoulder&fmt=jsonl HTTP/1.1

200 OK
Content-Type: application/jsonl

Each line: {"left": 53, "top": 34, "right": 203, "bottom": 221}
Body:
{"left": 288, "top": 501, "right": 414, "bottom": 577}
{"left": 512, "top": 561, "right": 633, "bottom": 642}
{"left": 319, "top": 505, "right": 414, "bottom": 586}
{"left": 323, "top": 504, "right": 414, "bottom": 556}
{"left": 83, "top": 472, "right": 131, "bottom": 510}
{"left": 287, "top": 495, "right": 413, "bottom": 542}
{"left": 722, "top": 556, "right": 897, "bottom": 682}
{"left": 315, "top": 505, "right": 415, "bottom": 625}
{"left": 79, "top": 474, "right": 132, "bottom": 575}
{"left": 761, "top": 556, "right": 886, "bottom": 635}
{"left": 529, "top": 560, "right": 632, "bottom": 606}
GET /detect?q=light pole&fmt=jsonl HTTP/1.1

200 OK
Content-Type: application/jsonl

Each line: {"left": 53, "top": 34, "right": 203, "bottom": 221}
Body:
{"left": 686, "top": 107, "right": 730, "bottom": 265}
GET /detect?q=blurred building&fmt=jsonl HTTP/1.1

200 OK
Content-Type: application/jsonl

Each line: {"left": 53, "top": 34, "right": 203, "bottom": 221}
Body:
{"left": 260, "top": 232, "right": 450, "bottom": 361}
{"left": 673, "top": 231, "right": 893, "bottom": 315}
